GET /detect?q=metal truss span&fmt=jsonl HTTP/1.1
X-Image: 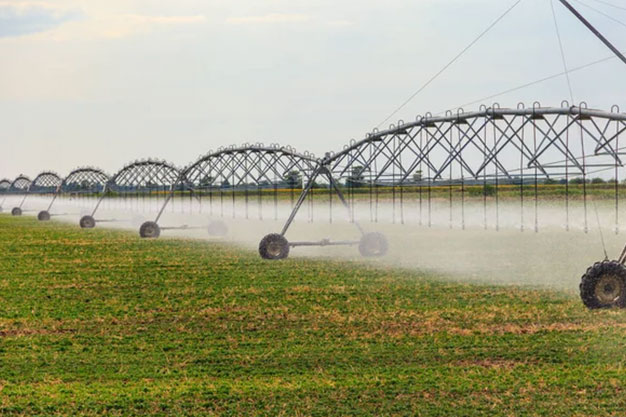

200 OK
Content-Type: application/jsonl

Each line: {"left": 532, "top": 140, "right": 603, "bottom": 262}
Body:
{"left": 0, "top": 179, "right": 10, "bottom": 193}
{"left": 109, "top": 159, "right": 181, "bottom": 192}
{"left": 78, "top": 159, "right": 181, "bottom": 229}
{"left": 182, "top": 143, "right": 318, "bottom": 190}
{"left": 61, "top": 167, "right": 110, "bottom": 194}
{"left": 0, "top": 179, "right": 10, "bottom": 212}
{"left": 41, "top": 167, "right": 111, "bottom": 217}
{"left": 10, "top": 175, "right": 31, "bottom": 193}
{"left": 9, "top": 171, "right": 63, "bottom": 215}
{"left": 30, "top": 171, "right": 63, "bottom": 193}
{"left": 328, "top": 104, "right": 626, "bottom": 185}
{"left": 144, "top": 143, "right": 319, "bottom": 238}
{"left": 264, "top": 103, "right": 626, "bottom": 260}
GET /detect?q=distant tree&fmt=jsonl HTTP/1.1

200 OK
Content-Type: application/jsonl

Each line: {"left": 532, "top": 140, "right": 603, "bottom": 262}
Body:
{"left": 591, "top": 177, "right": 606, "bottom": 184}
{"left": 544, "top": 178, "right": 558, "bottom": 185}
{"left": 570, "top": 177, "right": 586, "bottom": 185}
{"left": 283, "top": 170, "right": 302, "bottom": 189}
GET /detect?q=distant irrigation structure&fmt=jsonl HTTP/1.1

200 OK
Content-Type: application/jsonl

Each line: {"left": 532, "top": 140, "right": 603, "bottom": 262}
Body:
{"left": 37, "top": 167, "right": 111, "bottom": 222}
{"left": 141, "top": 143, "right": 319, "bottom": 239}
{"left": 11, "top": 171, "right": 63, "bottom": 218}
{"left": 3, "top": 0, "right": 626, "bottom": 309}
{"left": 79, "top": 159, "right": 180, "bottom": 229}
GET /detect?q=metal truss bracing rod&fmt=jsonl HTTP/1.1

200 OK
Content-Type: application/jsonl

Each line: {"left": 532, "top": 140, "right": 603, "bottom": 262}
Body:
{"left": 280, "top": 165, "right": 364, "bottom": 237}
{"left": 558, "top": 0, "right": 626, "bottom": 66}
{"left": 290, "top": 240, "right": 359, "bottom": 247}
{"left": 154, "top": 179, "right": 193, "bottom": 223}
{"left": 280, "top": 165, "right": 324, "bottom": 237}
{"left": 91, "top": 185, "right": 109, "bottom": 217}
{"left": 46, "top": 187, "right": 61, "bottom": 212}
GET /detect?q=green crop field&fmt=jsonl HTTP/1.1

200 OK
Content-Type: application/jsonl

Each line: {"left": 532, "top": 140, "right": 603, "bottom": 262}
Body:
{"left": 1, "top": 215, "right": 625, "bottom": 416}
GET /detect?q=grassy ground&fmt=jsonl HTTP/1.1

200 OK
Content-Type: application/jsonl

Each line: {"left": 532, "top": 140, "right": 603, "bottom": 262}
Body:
{"left": 1, "top": 216, "right": 626, "bottom": 416}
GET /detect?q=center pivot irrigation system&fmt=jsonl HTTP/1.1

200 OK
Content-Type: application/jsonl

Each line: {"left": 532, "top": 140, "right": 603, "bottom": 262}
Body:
{"left": 4, "top": 0, "right": 626, "bottom": 309}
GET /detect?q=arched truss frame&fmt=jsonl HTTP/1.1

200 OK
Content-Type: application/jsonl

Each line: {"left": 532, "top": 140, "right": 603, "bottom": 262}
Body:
{"left": 278, "top": 104, "right": 626, "bottom": 244}
{"left": 29, "top": 171, "right": 62, "bottom": 193}
{"left": 153, "top": 143, "right": 319, "bottom": 224}
{"left": 0, "top": 179, "right": 10, "bottom": 194}
{"left": 10, "top": 176, "right": 31, "bottom": 193}
{"left": 61, "top": 167, "right": 110, "bottom": 193}
{"left": 89, "top": 159, "right": 181, "bottom": 219}
{"left": 183, "top": 143, "right": 318, "bottom": 189}
{"left": 108, "top": 159, "right": 181, "bottom": 192}
{"left": 0, "top": 180, "right": 10, "bottom": 208}
{"left": 44, "top": 167, "right": 111, "bottom": 214}
{"left": 327, "top": 104, "right": 626, "bottom": 185}
{"left": 15, "top": 171, "right": 62, "bottom": 209}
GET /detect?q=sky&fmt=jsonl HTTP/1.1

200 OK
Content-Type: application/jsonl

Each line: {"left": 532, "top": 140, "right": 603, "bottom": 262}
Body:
{"left": 1, "top": 0, "right": 626, "bottom": 180}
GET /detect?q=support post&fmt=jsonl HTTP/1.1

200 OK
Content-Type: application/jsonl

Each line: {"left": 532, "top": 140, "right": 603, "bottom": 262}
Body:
{"left": 324, "top": 168, "right": 365, "bottom": 235}
{"left": 280, "top": 166, "right": 323, "bottom": 236}
{"left": 279, "top": 163, "right": 365, "bottom": 237}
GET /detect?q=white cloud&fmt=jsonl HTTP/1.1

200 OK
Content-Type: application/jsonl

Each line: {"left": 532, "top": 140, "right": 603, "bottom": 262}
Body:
{"left": 0, "top": 1, "right": 60, "bottom": 8}
{"left": 95, "top": 14, "right": 207, "bottom": 39}
{"left": 121, "top": 14, "right": 207, "bottom": 25}
{"left": 226, "top": 13, "right": 310, "bottom": 25}
{"left": 0, "top": 2, "right": 82, "bottom": 38}
{"left": 9, "top": 13, "right": 207, "bottom": 41}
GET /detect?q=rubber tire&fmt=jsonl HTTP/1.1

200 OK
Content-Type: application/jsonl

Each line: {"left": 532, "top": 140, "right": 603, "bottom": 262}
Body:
{"left": 259, "top": 233, "right": 290, "bottom": 260}
{"left": 139, "top": 221, "right": 161, "bottom": 239}
{"left": 207, "top": 220, "right": 228, "bottom": 237}
{"left": 580, "top": 260, "right": 626, "bottom": 309}
{"left": 358, "top": 232, "right": 389, "bottom": 257}
{"left": 79, "top": 215, "right": 96, "bottom": 229}
{"left": 38, "top": 210, "right": 51, "bottom": 221}
{"left": 11, "top": 207, "right": 22, "bottom": 216}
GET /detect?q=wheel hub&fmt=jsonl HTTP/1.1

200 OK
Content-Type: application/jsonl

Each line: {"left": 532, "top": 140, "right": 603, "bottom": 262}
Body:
{"left": 595, "top": 275, "right": 623, "bottom": 304}
{"left": 267, "top": 242, "right": 282, "bottom": 257}
{"left": 365, "top": 241, "right": 381, "bottom": 253}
